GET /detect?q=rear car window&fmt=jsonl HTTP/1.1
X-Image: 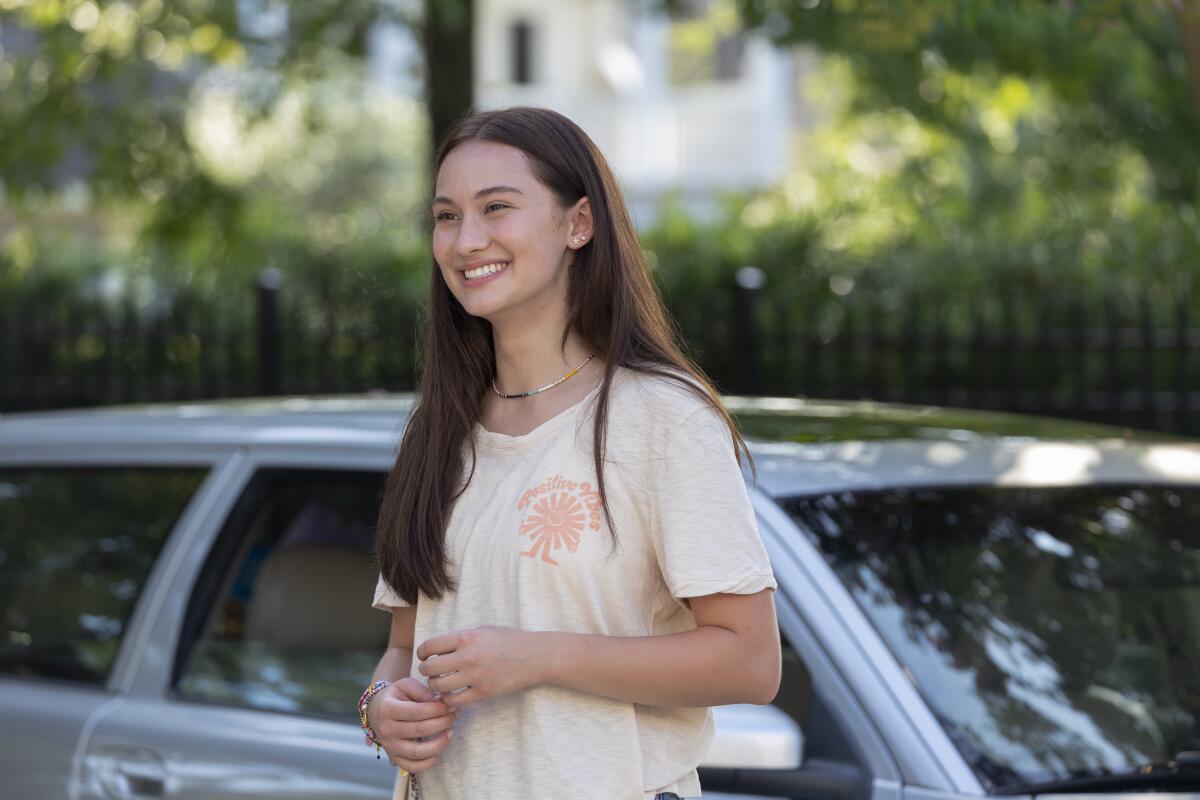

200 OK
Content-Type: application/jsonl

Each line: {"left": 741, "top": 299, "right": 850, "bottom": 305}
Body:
{"left": 783, "top": 484, "right": 1200, "bottom": 791}
{"left": 0, "top": 467, "right": 207, "bottom": 686}
{"left": 174, "top": 469, "right": 387, "bottom": 722}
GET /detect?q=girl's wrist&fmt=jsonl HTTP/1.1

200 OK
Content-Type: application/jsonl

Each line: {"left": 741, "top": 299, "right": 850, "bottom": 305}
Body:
{"left": 530, "top": 630, "right": 569, "bottom": 689}
{"left": 366, "top": 684, "right": 386, "bottom": 731}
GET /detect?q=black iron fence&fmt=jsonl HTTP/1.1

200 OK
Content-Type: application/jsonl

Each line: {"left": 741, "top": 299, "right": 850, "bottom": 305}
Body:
{"left": 2, "top": 269, "right": 1196, "bottom": 435}
{"left": 699, "top": 270, "right": 1198, "bottom": 435}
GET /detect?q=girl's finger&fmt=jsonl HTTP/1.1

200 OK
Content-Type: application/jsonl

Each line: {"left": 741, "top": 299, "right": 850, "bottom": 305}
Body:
{"left": 441, "top": 686, "right": 484, "bottom": 709}
{"left": 418, "top": 652, "right": 462, "bottom": 678}
{"left": 379, "top": 709, "right": 457, "bottom": 744}
{"left": 397, "top": 712, "right": 459, "bottom": 740}
{"left": 388, "top": 697, "right": 456, "bottom": 722}
{"left": 427, "top": 672, "right": 471, "bottom": 696}
{"left": 394, "top": 676, "right": 440, "bottom": 701}
{"left": 393, "top": 728, "right": 454, "bottom": 761}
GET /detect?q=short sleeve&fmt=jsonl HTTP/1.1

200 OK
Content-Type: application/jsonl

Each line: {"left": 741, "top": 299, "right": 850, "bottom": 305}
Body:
{"left": 649, "top": 405, "right": 777, "bottom": 599}
{"left": 371, "top": 572, "right": 412, "bottom": 612}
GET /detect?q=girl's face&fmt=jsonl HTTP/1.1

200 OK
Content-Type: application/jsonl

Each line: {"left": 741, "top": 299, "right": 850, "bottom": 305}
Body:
{"left": 431, "top": 140, "right": 588, "bottom": 325}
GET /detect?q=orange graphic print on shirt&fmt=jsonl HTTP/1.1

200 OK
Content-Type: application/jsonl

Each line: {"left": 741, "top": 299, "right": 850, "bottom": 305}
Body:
{"left": 516, "top": 474, "right": 602, "bottom": 565}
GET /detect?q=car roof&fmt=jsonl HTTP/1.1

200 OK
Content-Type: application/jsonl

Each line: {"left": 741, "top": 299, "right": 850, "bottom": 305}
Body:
{"left": 0, "top": 395, "right": 417, "bottom": 450}
{"left": 0, "top": 392, "right": 1168, "bottom": 452}
{"left": 721, "top": 395, "right": 1167, "bottom": 444}
{"left": 725, "top": 397, "right": 1193, "bottom": 496}
{"left": 2, "top": 394, "right": 1195, "bottom": 499}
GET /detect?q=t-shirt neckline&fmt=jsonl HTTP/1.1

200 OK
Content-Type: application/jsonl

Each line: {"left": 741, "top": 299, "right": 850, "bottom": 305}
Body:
{"left": 474, "top": 371, "right": 608, "bottom": 451}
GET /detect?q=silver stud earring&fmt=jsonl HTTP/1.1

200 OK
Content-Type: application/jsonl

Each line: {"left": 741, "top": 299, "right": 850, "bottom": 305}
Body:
{"left": 572, "top": 235, "right": 586, "bottom": 246}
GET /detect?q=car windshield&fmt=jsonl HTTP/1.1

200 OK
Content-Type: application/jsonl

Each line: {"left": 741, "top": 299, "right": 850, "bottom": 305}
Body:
{"left": 782, "top": 483, "right": 1200, "bottom": 791}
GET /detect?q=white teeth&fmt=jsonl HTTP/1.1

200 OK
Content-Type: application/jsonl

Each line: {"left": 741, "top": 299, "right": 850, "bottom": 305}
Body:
{"left": 464, "top": 262, "right": 509, "bottom": 280}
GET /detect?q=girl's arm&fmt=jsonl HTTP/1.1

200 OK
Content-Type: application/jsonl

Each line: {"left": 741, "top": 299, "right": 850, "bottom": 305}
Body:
{"left": 370, "top": 606, "right": 460, "bottom": 774}
{"left": 417, "top": 588, "right": 780, "bottom": 709}
{"left": 371, "top": 606, "right": 416, "bottom": 683}
{"left": 540, "top": 588, "right": 780, "bottom": 706}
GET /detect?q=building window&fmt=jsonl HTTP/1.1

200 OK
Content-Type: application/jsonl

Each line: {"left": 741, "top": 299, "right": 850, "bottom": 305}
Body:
{"left": 669, "top": 0, "right": 745, "bottom": 85}
{"left": 510, "top": 20, "right": 535, "bottom": 85}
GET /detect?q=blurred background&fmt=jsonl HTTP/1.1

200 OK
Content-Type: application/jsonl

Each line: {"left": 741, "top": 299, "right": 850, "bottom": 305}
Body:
{"left": 1, "top": 0, "right": 1198, "bottom": 434}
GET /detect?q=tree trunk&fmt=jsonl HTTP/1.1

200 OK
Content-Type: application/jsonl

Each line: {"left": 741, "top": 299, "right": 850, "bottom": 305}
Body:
{"left": 423, "top": 0, "right": 474, "bottom": 166}
{"left": 1173, "top": 0, "right": 1200, "bottom": 124}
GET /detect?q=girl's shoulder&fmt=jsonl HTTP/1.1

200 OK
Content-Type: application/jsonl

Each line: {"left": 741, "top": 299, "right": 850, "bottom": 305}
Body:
{"left": 608, "top": 365, "right": 722, "bottom": 440}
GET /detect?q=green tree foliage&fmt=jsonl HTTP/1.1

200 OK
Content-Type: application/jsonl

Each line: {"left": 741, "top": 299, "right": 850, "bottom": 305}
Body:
{"left": 736, "top": 0, "right": 1200, "bottom": 201}
{"left": 0, "top": 1, "right": 401, "bottom": 244}
{"left": 661, "top": 0, "right": 1200, "bottom": 313}
{"left": 0, "top": 0, "right": 446, "bottom": 313}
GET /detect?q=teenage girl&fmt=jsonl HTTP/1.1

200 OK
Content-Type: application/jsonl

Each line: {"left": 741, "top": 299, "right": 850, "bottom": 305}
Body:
{"left": 362, "top": 106, "right": 780, "bottom": 800}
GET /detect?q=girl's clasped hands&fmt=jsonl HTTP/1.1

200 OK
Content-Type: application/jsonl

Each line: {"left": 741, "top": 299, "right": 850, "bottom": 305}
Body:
{"left": 369, "top": 626, "right": 539, "bottom": 773}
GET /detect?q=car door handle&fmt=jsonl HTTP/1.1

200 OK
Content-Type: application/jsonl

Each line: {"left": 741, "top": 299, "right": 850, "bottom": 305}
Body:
{"left": 109, "top": 766, "right": 164, "bottom": 799}
{"left": 91, "top": 745, "right": 167, "bottom": 799}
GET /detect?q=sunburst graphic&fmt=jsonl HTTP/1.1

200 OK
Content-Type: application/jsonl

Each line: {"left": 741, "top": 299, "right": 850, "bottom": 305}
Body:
{"left": 520, "top": 492, "right": 586, "bottom": 565}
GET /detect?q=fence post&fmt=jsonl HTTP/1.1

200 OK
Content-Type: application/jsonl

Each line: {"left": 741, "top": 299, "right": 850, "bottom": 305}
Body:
{"left": 1071, "top": 299, "right": 1087, "bottom": 417}
{"left": 904, "top": 295, "right": 923, "bottom": 406}
{"left": 1001, "top": 288, "right": 1017, "bottom": 412}
{"left": 1140, "top": 291, "right": 1156, "bottom": 430}
{"left": 257, "top": 268, "right": 283, "bottom": 397}
{"left": 933, "top": 294, "right": 949, "bottom": 407}
{"left": 1178, "top": 298, "right": 1192, "bottom": 436}
{"left": 733, "top": 266, "right": 764, "bottom": 396}
{"left": 0, "top": 304, "right": 8, "bottom": 412}
{"left": 1104, "top": 290, "right": 1120, "bottom": 421}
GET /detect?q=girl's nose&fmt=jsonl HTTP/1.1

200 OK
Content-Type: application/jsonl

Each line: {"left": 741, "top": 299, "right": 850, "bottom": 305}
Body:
{"left": 455, "top": 214, "right": 490, "bottom": 254}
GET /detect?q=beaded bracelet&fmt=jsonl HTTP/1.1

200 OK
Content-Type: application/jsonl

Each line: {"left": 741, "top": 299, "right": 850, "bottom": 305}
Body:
{"left": 358, "top": 680, "right": 391, "bottom": 757}
{"left": 357, "top": 679, "right": 423, "bottom": 798}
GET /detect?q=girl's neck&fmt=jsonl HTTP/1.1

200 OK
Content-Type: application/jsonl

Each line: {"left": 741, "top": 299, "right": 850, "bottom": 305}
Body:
{"left": 491, "top": 319, "right": 594, "bottom": 398}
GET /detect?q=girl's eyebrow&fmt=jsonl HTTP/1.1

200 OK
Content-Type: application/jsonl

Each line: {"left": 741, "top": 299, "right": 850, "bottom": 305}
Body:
{"left": 432, "top": 185, "right": 525, "bottom": 206}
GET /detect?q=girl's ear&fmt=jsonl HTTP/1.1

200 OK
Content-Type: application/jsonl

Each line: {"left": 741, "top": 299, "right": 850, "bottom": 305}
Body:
{"left": 567, "top": 196, "right": 593, "bottom": 249}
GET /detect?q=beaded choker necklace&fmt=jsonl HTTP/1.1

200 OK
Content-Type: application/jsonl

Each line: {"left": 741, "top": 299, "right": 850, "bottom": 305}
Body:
{"left": 492, "top": 353, "right": 595, "bottom": 399}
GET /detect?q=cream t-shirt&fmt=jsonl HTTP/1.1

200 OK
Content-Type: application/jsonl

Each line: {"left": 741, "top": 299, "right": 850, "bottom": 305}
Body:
{"left": 371, "top": 367, "right": 777, "bottom": 799}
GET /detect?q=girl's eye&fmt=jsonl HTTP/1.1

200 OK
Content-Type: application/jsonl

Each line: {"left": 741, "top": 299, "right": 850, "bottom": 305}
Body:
{"left": 432, "top": 204, "right": 505, "bottom": 222}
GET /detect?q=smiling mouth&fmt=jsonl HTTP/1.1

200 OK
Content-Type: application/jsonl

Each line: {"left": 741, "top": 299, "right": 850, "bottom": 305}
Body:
{"left": 463, "top": 261, "right": 509, "bottom": 281}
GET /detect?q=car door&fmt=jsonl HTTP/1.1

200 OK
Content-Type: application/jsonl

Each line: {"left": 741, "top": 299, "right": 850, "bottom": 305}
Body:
{"left": 685, "top": 490, "right": 906, "bottom": 800}
{"left": 76, "top": 452, "right": 401, "bottom": 800}
{"left": 711, "top": 488, "right": 996, "bottom": 800}
{"left": 0, "top": 453, "right": 220, "bottom": 800}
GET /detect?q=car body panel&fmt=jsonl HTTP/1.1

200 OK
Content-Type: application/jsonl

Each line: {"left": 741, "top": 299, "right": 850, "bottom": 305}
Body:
{"left": 906, "top": 785, "right": 1018, "bottom": 800}
{"left": 1035, "top": 794, "right": 1200, "bottom": 800}
{"left": 75, "top": 695, "right": 397, "bottom": 799}
{"left": 0, "top": 677, "right": 117, "bottom": 800}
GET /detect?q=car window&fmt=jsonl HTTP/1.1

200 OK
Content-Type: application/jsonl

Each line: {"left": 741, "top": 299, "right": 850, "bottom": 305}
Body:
{"left": 783, "top": 483, "right": 1200, "bottom": 791}
{"left": 0, "top": 466, "right": 207, "bottom": 686}
{"left": 174, "top": 469, "right": 388, "bottom": 722}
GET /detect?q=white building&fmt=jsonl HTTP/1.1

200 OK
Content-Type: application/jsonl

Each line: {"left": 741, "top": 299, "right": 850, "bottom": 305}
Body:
{"left": 473, "top": 0, "right": 804, "bottom": 225}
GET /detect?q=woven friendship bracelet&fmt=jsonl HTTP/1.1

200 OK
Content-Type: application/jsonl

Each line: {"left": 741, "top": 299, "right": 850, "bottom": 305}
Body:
{"left": 358, "top": 680, "right": 391, "bottom": 756}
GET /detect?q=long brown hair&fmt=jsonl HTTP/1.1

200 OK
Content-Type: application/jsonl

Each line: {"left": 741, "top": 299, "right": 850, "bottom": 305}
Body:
{"left": 375, "top": 106, "right": 751, "bottom": 604}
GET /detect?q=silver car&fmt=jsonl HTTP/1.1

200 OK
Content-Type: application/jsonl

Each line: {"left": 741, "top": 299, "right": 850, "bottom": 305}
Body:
{"left": 1, "top": 395, "right": 1197, "bottom": 800}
